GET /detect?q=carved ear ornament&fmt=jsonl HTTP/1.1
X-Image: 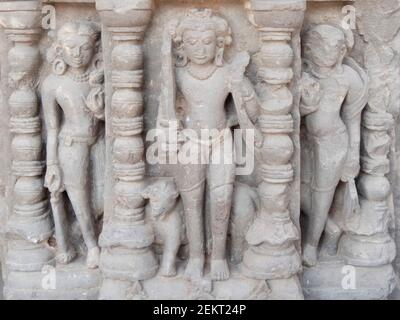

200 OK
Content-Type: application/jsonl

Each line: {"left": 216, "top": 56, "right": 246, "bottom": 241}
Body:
{"left": 214, "top": 47, "right": 225, "bottom": 67}
{"left": 52, "top": 58, "right": 67, "bottom": 75}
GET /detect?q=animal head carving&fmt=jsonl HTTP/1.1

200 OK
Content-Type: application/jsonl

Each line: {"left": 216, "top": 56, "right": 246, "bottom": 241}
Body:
{"left": 142, "top": 179, "right": 179, "bottom": 219}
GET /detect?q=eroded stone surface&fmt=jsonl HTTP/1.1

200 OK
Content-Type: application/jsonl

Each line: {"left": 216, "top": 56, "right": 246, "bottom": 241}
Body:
{"left": 0, "top": 0, "right": 399, "bottom": 300}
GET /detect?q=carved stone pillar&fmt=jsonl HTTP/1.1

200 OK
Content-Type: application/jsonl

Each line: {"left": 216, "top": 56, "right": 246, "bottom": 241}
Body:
{"left": 339, "top": 109, "right": 396, "bottom": 263}
{"left": 336, "top": 0, "right": 398, "bottom": 298}
{"left": 0, "top": 1, "right": 55, "bottom": 299}
{"left": 242, "top": 0, "right": 305, "bottom": 297}
{"left": 96, "top": 0, "right": 157, "bottom": 299}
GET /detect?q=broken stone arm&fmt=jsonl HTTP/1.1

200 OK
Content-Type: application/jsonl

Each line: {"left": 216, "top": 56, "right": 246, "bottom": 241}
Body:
{"left": 41, "top": 83, "right": 62, "bottom": 194}
{"left": 41, "top": 83, "right": 60, "bottom": 166}
{"left": 341, "top": 60, "right": 370, "bottom": 179}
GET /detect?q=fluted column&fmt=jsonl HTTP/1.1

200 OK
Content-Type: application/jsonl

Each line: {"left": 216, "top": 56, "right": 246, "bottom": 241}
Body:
{"left": 241, "top": 0, "right": 305, "bottom": 292}
{"left": 96, "top": 0, "right": 157, "bottom": 299}
{"left": 0, "top": 1, "right": 54, "bottom": 299}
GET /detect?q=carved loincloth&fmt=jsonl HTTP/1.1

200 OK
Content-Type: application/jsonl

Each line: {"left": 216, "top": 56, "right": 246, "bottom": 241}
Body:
{"left": 175, "top": 128, "right": 236, "bottom": 191}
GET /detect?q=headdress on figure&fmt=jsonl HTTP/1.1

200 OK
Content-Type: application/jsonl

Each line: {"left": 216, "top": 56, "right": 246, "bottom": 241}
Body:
{"left": 172, "top": 9, "right": 232, "bottom": 67}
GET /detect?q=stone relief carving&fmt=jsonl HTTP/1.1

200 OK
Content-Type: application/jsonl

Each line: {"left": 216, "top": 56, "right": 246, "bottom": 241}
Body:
{"left": 41, "top": 21, "right": 105, "bottom": 268}
{"left": 142, "top": 178, "right": 185, "bottom": 277}
{"left": 157, "top": 8, "right": 260, "bottom": 282}
{"left": 354, "top": 1, "right": 400, "bottom": 299}
{"left": 300, "top": 24, "right": 369, "bottom": 266}
{"left": 0, "top": 0, "right": 399, "bottom": 300}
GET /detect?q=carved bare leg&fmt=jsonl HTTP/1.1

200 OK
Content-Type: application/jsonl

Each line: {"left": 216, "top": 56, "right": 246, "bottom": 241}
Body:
{"left": 302, "top": 189, "right": 336, "bottom": 267}
{"left": 180, "top": 182, "right": 205, "bottom": 280}
{"left": 160, "top": 218, "right": 181, "bottom": 277}
{"left": 67, "top": 187, "right": 99, "bottom": 269}
{"left": 230, "top": 184, "right": 256, "bottom": 265}
{"left": 160, "top": 240, "right": 180, "bottom": 277}
{"left": 320, "top": 217, "right": 342, "bottom": 256}
{"left": 51, "top": 192, "right": 76, "bottom": 264}
{"left": 210, "top": 184, "right": 233, "bottom": 281}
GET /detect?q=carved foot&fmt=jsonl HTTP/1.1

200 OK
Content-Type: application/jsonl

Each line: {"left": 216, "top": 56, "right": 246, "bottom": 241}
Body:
{"left": 86, "top": 246, "right": 100, "bottom": 269}
{"left": 302, "top": 244, "right": 318, "bottom": 267}
{"left": 184, "top": 258, "right": 204, "bottom": 280}
{"left": 160, "top": 260, "right": 177, "bottom": 277}
{"left": 56, "top": 247, "right": 76, "bottom": 265}
{"left": 210, "top": 259, "right": 230, "bottom": 281}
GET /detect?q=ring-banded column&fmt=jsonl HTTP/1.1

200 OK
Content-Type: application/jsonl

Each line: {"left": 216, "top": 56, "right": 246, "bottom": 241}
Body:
{"left": 96, "top": 0, "right": 157, "bottom": 299}
{"left": 242, "top": 0, "right": 306, "bottom": 298}
{"left": 338, "top": 0, "right": 398, "bottom": 298}
{"left": 0, "top": 0, "right": 54, "bottom": 299}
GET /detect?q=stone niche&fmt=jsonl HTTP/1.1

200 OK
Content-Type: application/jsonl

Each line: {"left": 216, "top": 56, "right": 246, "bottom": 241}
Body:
{"left": 0, "top": 0, "right": 399, "bottom": 300}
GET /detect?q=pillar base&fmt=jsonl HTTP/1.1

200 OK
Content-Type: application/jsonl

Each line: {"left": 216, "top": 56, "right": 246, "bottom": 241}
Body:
{"left": 339, "top": 233, "right": 396, "bottom": 267}
{"left": 100, "top": 247, "right": 158, "bottom": 282}
{"left": 99, "top": 223, "right": 154, "bottom": 249}
{"left": 241, "top": 243, "right": 301, "bottom": 279}
{"left": 7, "top": 210, "right": 54, "bottom": 243}
{"left": 6, "top": 241, "right": 55, "bottom": 272}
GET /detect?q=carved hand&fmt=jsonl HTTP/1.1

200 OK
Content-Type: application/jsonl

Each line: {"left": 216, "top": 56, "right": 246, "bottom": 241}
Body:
{"left": 341, "top": 160, "right": 360, "bottom": 182}
{"left": 85, "top": 86, "right": 105, "bottom": 120}
{"left": 44, "top": 164, "right": 63, "bottom": 194}
{"left": 300, "top": 72, "right": 321, "bottom": 115}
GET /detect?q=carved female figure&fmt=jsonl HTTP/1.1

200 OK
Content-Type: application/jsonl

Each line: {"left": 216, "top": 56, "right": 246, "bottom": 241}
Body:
{"left": 158, "top": 9, "right": 259, "bottom": 280}
{"left": 41, "top": 21, "right": 105, "bottom": 268}
{"left": 300, "top": 25, "right": 368, "bottom": 266}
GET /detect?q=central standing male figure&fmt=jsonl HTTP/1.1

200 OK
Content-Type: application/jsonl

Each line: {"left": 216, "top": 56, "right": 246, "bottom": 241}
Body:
{"left": 159, "top": 9, "right": 259, "bottom": 280}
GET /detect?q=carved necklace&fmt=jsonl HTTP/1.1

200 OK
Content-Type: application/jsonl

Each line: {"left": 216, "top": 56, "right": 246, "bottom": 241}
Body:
{"left": 187, "top": 64, "right": 218, "bottom": 80}
{"left": 66, "top": 70, "right": 90, "bottom": 83}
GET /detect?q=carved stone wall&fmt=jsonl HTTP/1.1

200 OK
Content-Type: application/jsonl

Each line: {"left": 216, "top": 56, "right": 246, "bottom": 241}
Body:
{"left": 0, "top": 0, "right": 399, "bottom": 300}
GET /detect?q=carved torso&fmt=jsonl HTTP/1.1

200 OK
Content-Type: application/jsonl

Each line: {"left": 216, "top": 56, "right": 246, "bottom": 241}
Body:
{"left": 44, "top": 74, "right": 100, "bottom": 140}
{"left": 176, "top": 66, "right": 230, "bottom": 132}
{"left": 304, "top": 66, "right": 354, "bottom": 137}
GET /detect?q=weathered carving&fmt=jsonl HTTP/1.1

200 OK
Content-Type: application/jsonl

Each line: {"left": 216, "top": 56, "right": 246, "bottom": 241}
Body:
{"left": 0, "top": 0, "right": 56, "bottom": 300}
{"left": 354, "top": 1, "right": 400, "bottom": 299}
{"left": 96, "top": 0, "right": 157, "bottom": 300}
{"left": 338, "top": 1, "right": 398, "bottom": 292}
{"left": 142, "top": 178, "right": 185, "bottom": 277}
{"left": 157, "top": 8, "right": 259, "bottom": 281}
{"left": 1, "top": 0, "right": 399, "bottom": 301}
{"left": 229, "top": 181, "right": 258, "bottom": 265}
{"left": 300, "top": 24, "right": 369, "bottom": 266}
{"left": 41, "top": 21, "right": 104, "bottom": 269}
{"left": 241, "top": 1, "right": 305, "bottom": 291}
